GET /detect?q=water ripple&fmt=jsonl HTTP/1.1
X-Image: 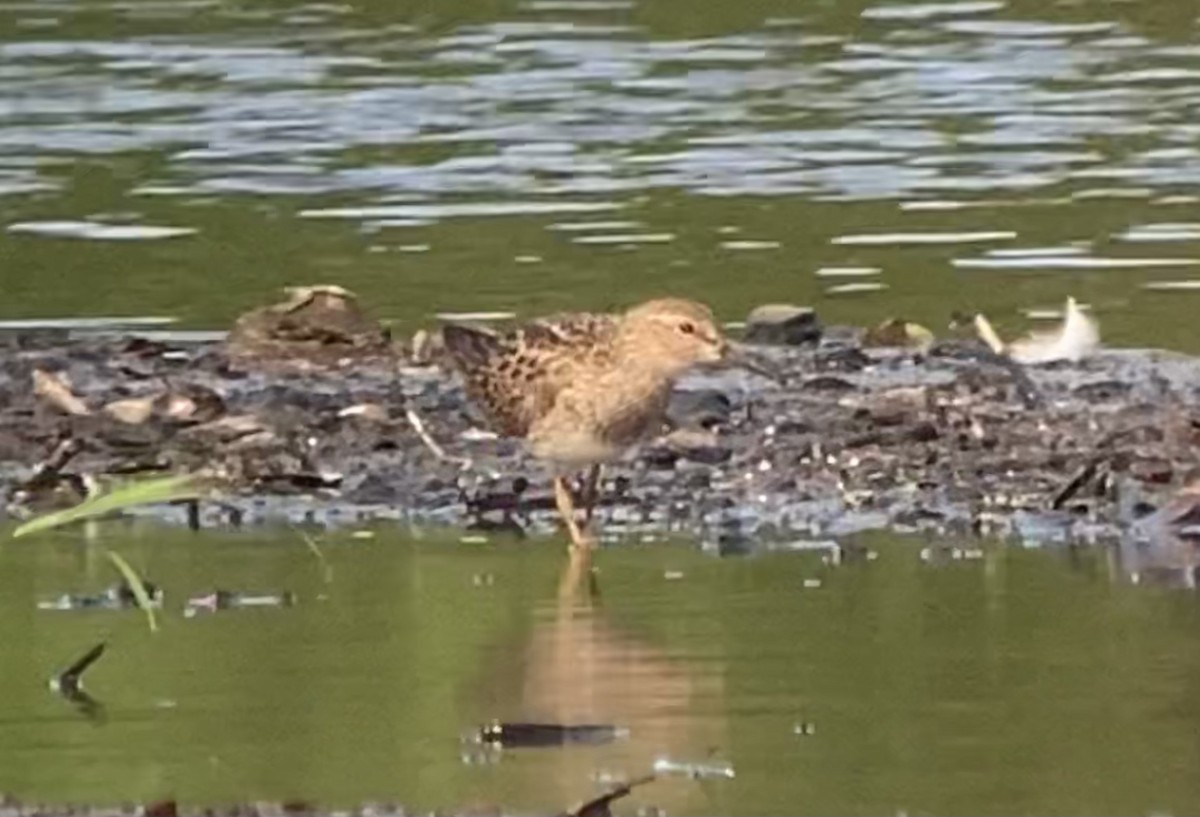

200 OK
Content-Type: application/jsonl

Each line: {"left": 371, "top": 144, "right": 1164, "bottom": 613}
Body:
{"left": 0, "top": 1, "right": 1194, "bottom": 219}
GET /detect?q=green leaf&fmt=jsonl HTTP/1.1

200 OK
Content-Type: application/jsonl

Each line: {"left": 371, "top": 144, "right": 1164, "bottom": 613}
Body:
{"left": 12, "top": 474, "right": 204, "bottom": 539}
{"left": 107, "top": 550, "right": 159, "bottom": 633}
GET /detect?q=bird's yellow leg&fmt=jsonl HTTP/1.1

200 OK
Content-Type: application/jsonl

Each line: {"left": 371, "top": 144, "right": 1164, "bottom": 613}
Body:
{"left": 553, "top": 475, "right": 593, "bottom": 552}
{"left": 556, "top": 541, "right": 593, "bottom": 601}
{"left": 581, "top": 464, "right": 602, "bottom": 525}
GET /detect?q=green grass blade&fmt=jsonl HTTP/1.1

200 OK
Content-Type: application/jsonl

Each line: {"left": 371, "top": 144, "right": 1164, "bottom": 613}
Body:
{"left": 106, "top": 550, "right": 159, "bottom": 633}
{"left": 12, "top": 474, "right": 204, "bottom": 539}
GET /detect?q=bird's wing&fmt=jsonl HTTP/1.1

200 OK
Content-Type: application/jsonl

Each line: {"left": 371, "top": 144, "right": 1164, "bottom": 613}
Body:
{"left": 442, "top": 312, "right": 618, "bottom": 436}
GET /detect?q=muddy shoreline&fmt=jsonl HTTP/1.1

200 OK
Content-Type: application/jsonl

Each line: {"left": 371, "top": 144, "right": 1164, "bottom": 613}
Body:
{"left": 5, "top": 301, "right": 1200, "bottom": 559}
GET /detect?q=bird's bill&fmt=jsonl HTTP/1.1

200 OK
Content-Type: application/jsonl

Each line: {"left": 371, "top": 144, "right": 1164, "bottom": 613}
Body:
{"left": 719, "top": 342, "right": 785, "bottom": 382}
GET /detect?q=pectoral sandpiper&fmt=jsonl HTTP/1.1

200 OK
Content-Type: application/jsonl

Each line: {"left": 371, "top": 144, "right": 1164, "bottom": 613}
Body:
{"left": 442, "top": 298, "right": 772, "bottom": 550}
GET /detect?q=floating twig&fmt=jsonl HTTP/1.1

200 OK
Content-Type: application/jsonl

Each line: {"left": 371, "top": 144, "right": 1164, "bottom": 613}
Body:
{"left": 476, "top": 721, "right": 625, "bottom": 749}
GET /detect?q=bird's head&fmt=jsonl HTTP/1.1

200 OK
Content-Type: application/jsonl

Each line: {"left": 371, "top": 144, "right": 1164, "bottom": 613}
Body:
{"left": 620, "top": 298, "right": 781, "bottom": 381}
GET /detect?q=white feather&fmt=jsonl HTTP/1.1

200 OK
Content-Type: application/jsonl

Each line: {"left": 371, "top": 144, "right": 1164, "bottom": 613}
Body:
{"left": 974, "top": 297, "right": 1100, "bottom": 365}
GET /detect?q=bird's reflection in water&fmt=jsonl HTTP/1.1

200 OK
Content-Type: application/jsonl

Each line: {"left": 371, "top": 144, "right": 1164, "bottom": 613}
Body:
{"left": 496, "top": 549, "right": 729, "bottom": 812}
{"left": 1116, "top": 482, "right": 1200, "bottom": 589}
{"left": 1114, "top": 532, "right": 1200, "bottom": 590}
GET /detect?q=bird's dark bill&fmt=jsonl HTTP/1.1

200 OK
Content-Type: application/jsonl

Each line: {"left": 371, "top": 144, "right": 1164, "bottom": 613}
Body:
{"left": 720, "top": 343, "right": 784, "bottom": 382}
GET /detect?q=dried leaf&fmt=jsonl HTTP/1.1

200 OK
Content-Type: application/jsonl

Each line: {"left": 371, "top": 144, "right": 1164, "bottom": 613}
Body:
{"left": 33, "top": 369, "right": 90, "bottom": 416}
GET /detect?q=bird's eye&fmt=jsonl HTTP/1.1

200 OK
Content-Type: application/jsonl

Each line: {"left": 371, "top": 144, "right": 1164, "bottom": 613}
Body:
{"left": 679, "top": 321, "right": 696, "bottom": 335}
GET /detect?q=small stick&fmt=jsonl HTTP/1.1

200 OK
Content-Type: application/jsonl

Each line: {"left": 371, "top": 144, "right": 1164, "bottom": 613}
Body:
{"left": 404, "top": 406, "right": 473, "bottom": 470}
{"left": 1052, "top": 457, "right": 1104, "bottom": 510}
{"left": 29, "top": 437, "right": 82, "bottom": 484}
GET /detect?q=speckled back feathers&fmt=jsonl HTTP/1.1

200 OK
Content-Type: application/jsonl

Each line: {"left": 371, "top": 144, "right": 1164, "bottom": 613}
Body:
{"left": 441, "top": 311, "right": 619, "bottom": 437}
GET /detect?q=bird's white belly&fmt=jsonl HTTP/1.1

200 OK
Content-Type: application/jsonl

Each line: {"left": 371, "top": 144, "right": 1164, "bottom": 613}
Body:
{"left": 527, "top": 377, "right": 669, "bottom": 468}
{"left": 529, "top": 429, "right": 626, "bottom": 467}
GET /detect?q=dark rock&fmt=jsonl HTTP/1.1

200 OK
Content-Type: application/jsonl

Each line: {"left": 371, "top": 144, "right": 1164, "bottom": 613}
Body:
{"left": 1129, "top": 458, "right": 1172, "bottom": 485}
{"left": 813, "top": 345, "right": 870, "bottom": 372}
{"left": 641, "top": 445, "right": 680, "bottom": 470}
{"left": 143, "top": 799, "right": 178, "bottom": 817}
{"left": 1073, "top": 380, "right": 1131, "bottom": 402}
{"left": 666, "top": 389, "right": 732, "bottom": 429}
{"left": 225, "top": 285, "right": 394, "bottom": 366}
{"left": 803, "top": 375, "right": 857, "bottom": 392}
{"left": 743, "top": 304, "right": 821, "bottom": 346}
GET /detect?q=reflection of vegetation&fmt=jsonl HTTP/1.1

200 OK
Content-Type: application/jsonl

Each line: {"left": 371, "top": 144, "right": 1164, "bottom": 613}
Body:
{"left": 295, "top": 528, "right": 334, "bottom": 584}
{"left": 12, "top": 475, "right": 205, "bottom": 539}
{"left": 106, "top": 551, "right": 159, "bottom": 633}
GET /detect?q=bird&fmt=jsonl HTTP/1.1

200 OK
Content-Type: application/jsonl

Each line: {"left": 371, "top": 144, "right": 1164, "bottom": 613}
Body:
{"left": 971, "top": 296, "right": 1099, "bottom": 365}
{"left": 441, "top": 298, "right": 774, "bottom": 550}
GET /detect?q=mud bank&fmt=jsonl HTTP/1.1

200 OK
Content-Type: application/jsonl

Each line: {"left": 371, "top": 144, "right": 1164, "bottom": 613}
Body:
{"left": 5, "top": 306, "right": 1200, "bottom": 557}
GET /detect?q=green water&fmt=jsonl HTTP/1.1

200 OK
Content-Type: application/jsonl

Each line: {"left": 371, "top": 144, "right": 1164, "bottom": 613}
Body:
{"left": 2, "top": 0, "right": 1200, "bottom": 350}
{"left": 3, "top": 527, "right": 1200, "bottom": 814}
{"left": 4, "top": 0, "right": 1200, "bottom": 811}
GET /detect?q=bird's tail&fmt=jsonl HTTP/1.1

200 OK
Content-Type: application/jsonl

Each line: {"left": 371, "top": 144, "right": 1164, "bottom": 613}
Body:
{"left": 441, "top": 323, "right": 502, "bottom": 370}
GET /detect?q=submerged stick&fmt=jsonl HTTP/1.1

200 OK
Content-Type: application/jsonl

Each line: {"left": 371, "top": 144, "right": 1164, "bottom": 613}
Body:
{"left": 49, "top": 641, "right": 108, "bottom": 722}
{"left": 563, "top": 774, "right": 657, "bottom": 817}
{"left": 50, "top": 641, "right": 106, "bottom": 695}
